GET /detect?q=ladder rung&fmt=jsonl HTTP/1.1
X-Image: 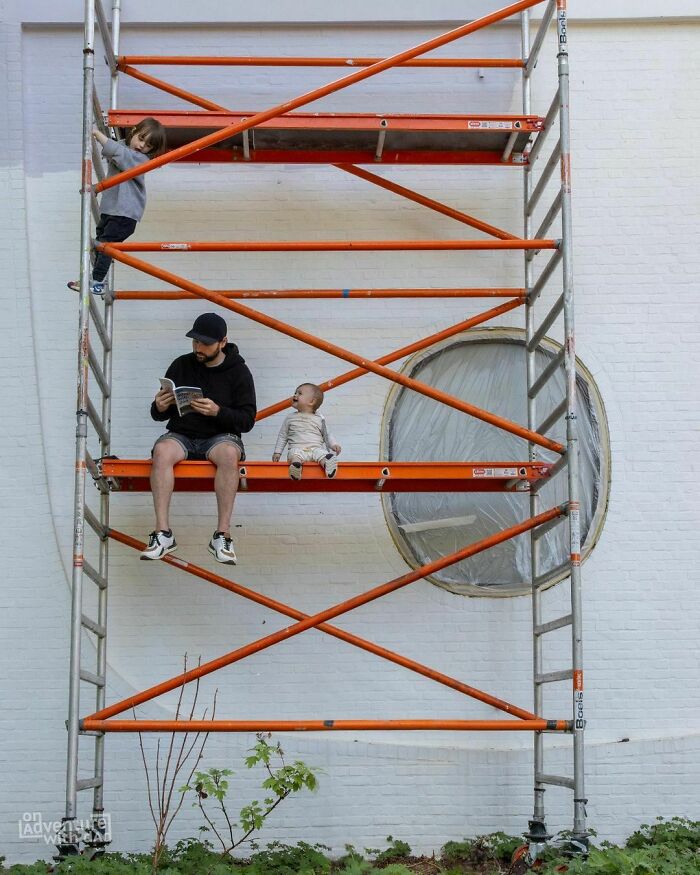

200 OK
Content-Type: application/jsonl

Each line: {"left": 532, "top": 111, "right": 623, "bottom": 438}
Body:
{"left": 524, "top": 0, "right": 556, "bottom": 77}
{"left": 526, "top": 87, "right": 560, "bottom": 163}
{"left": 527, "top": 190, "right": 563, "bottom": 259}
{"left": 77, "top": 776, "right": 103, "bottom": 791}
{"left": 94, "top": 0, "right": 117, "bottom": 73}
{"left": 86, "top": 396, "right": 109, "bottom": 445}
{"left": 535, "top": 669, "right": 573, "bottom": 685}
{"left": 530, "top": 454, "right": 568, "bottom": 494}
{"left": 528, "top": 249, "right": 562, "bottom": 304}
{"left": 87, "top": 341, "right": 110, "bottom": 399}
{"left": 536, "top": 399, "right": 567, "bottom": 436}
{"left": 534, "top": 614, "right": 572, "bottom": 636}
{"left": 80, "top": 669, "right": 105, "bottom": 687}
{"left": 532, "top": 512, "right": 566, "bottom": 541}
{"left": 83, "top": 559, "right": 107, "bottom": 590}
{"left": 529, "top": 348, "right": 565, "bottom": 399}
{"left": 536, "top": 772, "right": 575, "bottom": 790}
{"left": 88, "top": 294, "right": 112, "bottom": 352}
{"left": 528, "top": 293, "right": 564, "bottom": 352}
{"left": 527, "top": 140, "right": 561, "bottom": 216}
{"left": 84, "top": 506, "right": 107, "bottom": 540}
{"left": 81, "top": 614, "right": 106, "bottom": 638}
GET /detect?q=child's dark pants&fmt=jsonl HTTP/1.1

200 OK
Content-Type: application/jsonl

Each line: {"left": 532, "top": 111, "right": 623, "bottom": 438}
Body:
{"left": 93, "top": 213, "right": 137, "bottom": 282}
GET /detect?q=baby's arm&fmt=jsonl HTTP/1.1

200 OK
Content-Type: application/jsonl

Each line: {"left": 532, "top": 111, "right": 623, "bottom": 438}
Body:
{"left": 272, "top": 415, "right": 292, "bottom": 461}
{"left": 322, "top": 417, "right": 342, "bottom": 456}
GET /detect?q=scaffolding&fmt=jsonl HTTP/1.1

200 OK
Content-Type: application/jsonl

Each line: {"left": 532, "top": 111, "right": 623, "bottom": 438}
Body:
{"left": 63, "top": 0, "right": 586, "bottom": 856}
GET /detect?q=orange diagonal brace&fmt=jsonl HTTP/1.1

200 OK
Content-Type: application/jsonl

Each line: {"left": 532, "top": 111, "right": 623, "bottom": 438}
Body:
{"left": 256, "top": 298, "right": 524, "bottom": 421}
{"left": 85, "top": 505, "right": 564, "bottom": 722}
{"left": 85, "top": 719, "right": 571, "bottom": 733}
{"left": 336, "top": 164, "right": 518, "bottom": 240}
{"left": 120, "top": 65, "right": 228, "bottom": 112}
{"left": 96, "top": 0, "right": 547, "bottom": 193}
{"left": 102, "top": 245, "right": 565, "bottom": 454}
{"left": 107, "top": 527, "right": 536, "bottom": 720}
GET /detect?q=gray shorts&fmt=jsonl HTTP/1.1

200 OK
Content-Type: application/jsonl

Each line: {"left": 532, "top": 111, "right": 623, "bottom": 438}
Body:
{"left": 152, "top": 432, "right": 245, "bottom": 462}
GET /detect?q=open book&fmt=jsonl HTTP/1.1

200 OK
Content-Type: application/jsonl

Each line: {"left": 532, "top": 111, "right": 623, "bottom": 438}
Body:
{"left": 159, "top": 377, "right": 203, "bottom": 416}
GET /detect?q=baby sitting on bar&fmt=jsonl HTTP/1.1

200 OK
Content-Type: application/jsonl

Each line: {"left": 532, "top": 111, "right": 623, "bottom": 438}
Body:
{"left": 272, "top": 383, "right": 341, "bottom": 479}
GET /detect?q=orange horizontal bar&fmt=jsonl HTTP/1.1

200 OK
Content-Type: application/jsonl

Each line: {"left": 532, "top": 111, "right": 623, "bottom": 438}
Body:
{"left": 119, "top": 56, "right": 525, "bottom": 69}
{"left": 106, "top": 239, "right": 556, "bottom": 252}
{"left": 108, "top": 109, "right": 543, "bottom": 134}
{"left": 100, "top": 460, "right": 552, "bottom": 493}
{"left": 86, "top": 505, "right": 564, "bottom": 722}
{"left": 84, "top": 719, "right": 571, "bottom": 733}
{"left": 114, "top": 288, "right": 526, "bottom": 300}
{"left": 108, "top": 527, "right": 537, "bottom": 721}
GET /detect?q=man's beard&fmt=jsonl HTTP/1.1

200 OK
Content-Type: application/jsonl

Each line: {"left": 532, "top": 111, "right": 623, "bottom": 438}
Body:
{"left": 196, "top": 348, "right": 221, "bottom": 364}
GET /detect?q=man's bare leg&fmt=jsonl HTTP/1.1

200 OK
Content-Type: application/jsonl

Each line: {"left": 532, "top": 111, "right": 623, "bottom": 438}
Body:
{"left": 208, "top": 441, "right": 241, "bottom": 535}
{"left": 150, "top": 438, "right": 186, "bottom": 531}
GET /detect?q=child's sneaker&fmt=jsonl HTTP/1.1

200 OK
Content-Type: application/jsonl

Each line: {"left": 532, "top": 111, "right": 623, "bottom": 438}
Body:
{"left": 67, "top": 279, "right": 105, "bottom": 296}
{"left": 323, "top": 454, "right": 337, "bottom": 478}
{"left": 140, "top": 530, "right": 177, "bottom": 560}
{"left": 289, "top": 461, "right": 303, "bottom": 480}
{"left": 208, "top": 531, "right": 237, "bottom": 565}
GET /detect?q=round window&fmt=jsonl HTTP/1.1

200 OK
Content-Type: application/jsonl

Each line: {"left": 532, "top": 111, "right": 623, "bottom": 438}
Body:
{"left": 380, "top": 329, "right": 610, "bottom": 597}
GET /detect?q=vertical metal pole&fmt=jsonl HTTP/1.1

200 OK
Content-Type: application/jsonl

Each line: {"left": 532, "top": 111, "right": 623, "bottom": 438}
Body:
{"left": 557, "top": 0, "right": 586, "bottom": 841}
{"left": 92, "top": 0, "right": 120, "bottom": 827}
{"left": 65, "top": 0, "right": 96, "bottom": 846}
{"left": 522, "top": 9, "right": 547, "bottom": 840}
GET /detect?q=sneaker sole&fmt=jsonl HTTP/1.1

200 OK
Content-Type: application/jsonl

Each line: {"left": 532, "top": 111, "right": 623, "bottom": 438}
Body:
{"left": 208, "top": 544, "right": 237, "bottom": 565}
{"left": 140, "top": 544, "right": 177, "bottom": 561}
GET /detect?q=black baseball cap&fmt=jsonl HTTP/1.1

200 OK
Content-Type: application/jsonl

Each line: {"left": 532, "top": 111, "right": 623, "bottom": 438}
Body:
{"left": 186, "top": 312, "right": 227, "bottom": 344}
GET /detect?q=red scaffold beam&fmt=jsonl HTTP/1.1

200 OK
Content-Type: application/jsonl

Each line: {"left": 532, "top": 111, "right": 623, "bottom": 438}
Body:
{"left": 101, "top": 245, "right": 566, "bottom": 454}
{"left": 106, "top": 527, "right": 539, "bottom": 721}
{"left": 114, "top": 288, "right": 526, "bottom": 300}
{"left": 84, "top": 719, "right": 571, "bottom": 733}
{"left": 96, "top": 0, "right": 548, "bottom": 193}
{"left": 99, "top": 459, "right": 551, "bottom": 493}
{"left": 83, "top": 504, "right": 565, "bottom": 725}
{"left": 119, "top": 56, "right": 526, "bottom": 69}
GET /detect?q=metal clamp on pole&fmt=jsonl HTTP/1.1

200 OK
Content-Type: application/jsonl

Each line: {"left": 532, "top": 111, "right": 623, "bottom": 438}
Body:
{"left": 374, "top": 467, "right": 390, "bottom": 490}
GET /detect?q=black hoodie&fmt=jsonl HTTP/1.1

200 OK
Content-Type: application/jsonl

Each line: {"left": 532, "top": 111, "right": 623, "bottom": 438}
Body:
{"left": 150, "top": 343, "right": 256, "bottom": 439}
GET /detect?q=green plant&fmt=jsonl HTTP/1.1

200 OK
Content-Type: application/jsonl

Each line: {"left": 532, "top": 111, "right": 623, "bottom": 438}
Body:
{"left": 240, "top": 840, "right": 331, "bottom": 874}
{"left": 626, "top": 816, "right": 700, "bottom": 852}
{"left": 371, "top": 836, "right": 412, "bottom": 864}
{"left": 181, "top": 734, "right": 320, "bottom": 857}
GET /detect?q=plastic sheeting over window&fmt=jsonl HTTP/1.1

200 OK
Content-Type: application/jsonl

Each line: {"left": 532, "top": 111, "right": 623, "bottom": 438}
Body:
{"left": 381, "top": 331, "right": 609, "bottom": 597}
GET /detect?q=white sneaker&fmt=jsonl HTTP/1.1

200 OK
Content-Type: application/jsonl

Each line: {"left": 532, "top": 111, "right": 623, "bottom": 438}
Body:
{"left": 323, "top": 453, "right": 337, "bottom": 478}
{"left": 140, "top": 530, "right": 177, "bottom": 560}
{"left": 208, "top": 531, "right": 237, "bottom": 565}
{"left": 289, "top": 461, "right": 303, "bottom": 480}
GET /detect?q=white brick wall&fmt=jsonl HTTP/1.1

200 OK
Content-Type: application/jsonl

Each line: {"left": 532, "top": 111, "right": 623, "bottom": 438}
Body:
{"left": 1, "top": 5, "right": 699, "bottom": 864}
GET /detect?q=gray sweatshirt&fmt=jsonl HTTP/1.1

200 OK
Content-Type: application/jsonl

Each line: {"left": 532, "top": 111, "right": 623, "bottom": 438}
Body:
{"left": 99, "top": 138, "right": 150, "bottom": 221}
{"left": 274, "top": 411, "right": 337, "bottom": 455}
